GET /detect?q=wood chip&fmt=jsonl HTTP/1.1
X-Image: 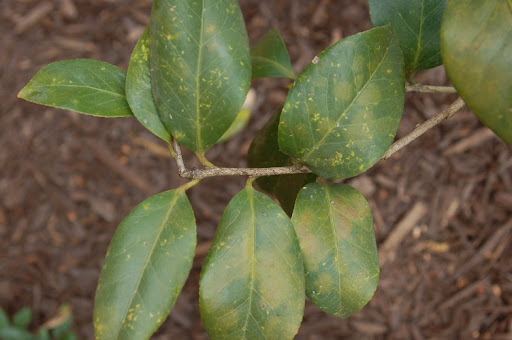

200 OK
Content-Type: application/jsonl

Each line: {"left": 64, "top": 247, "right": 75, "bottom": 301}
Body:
{"left": 379, "top": 202, "right": 428, "bottom": 265}
{"left": 443, "top": 127, "right": 496, "bottom": 155}
{"left": 15, "top": 2, "right": 54, "bottom": 34}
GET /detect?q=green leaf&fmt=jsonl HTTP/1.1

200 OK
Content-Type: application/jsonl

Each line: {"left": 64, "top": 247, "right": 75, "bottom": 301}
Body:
{"left": 127, "top": 27, "right": 171, "bottom": 142}
{"left": 217, "top": 89, "right": 255, "bottom": 143}
{"left": 369, "top": 0, "right": 448, "bottom": 76}
{"left": 49, "top": 305, "right": 72, "bottom": 340}
{"left": 12, "top": 308, "right": 32, "bottom": 329}
{"left": 0, "top": 307, "right": 9, "bottom": 329}
{"left": 200, "top": 183, "right": 305, "bottom": 339}
{"left": 35, "top": 328, "right": 50, "bottom": 340}
{"left": 251, "top": 29, "right": 296, "bottom": 79}
{"left": 150, "top": 0, "right": 252, "bottom": 154}
{"left": 292, "top": 181, "right": 379, "bottom": 317}
{"left": 18, "top": 59, "right": 133, "bottom": 117}
{"left": 248, "top": 110, "right": 315, "bottom": 216}
{"left": 94, "top": 188, "right": 197, "bottom": 340}
{"left": 441, "top": 0, "right": 512, "bottom": 146}
{"left": 278, "top": 26, "right": 405, "bottom": 180}
{"left": 0, "top": 327, "right": 34, "bottom": 340}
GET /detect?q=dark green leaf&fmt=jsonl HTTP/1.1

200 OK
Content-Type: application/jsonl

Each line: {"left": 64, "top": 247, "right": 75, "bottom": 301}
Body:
{"left": 35, "top": 328, "right": 50, "bottom": 340}
{"left": 292, "top": 181, "right": 379, "bottom": 317}
{"left": 251, "top": 29, "right": 296, "bottom": 79}
{"left": 0, "top": 327, "right": 33, "bottom": 340}
{"left": 94, "top": 188, "right": 197, "bottom": 340}
{"left": 200, "top": 183, "right": 305, "bottom": 339}
{"left": 248, "top": 110, "right": 315, "bottom": 215}
{"left": 57, "top": 332, "right": 77, "bottom": 340}
{"left": 18, "top": 59, "right": 133, "bottom": 117}
{"left": 217, "top": 89, "right": 255, "bottom": 143}
{"left": 150, "top": 0, "right": 252, "bottom": 154}
{"left": 0, "top": 307, "right": 9, "bottom": 329}
{"left": 278, "top": 26, "right": 405, "bottom": 179}
{"left": 12, "top": 308, "right": 32, "bottom": 329}
{"left": 441, "top": 0, "right": 512, "bottom": 146}
{"left": 369, "top": 0, "right": 447, "bottom": 75}
{"left": 127, "top": 28, "right": 171, "bottom": 142}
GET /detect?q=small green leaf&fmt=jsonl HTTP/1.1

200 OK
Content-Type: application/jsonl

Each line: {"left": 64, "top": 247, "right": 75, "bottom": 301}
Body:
{"left": 94, "top": 188, "right": 197, "bottom": 340}
{"left": 150, "top": 0, "right": 252, "bottom": 153}
{"left": 369, "top": 0, "right": 448, "bottom": 76}
{"left": 12, "top": 308, "right": 32, "bottom": 329}
{"left": 251, "top": 29, "right": 296, "bottom": 79}
{"left": 248, "top": 110, "right": 315, "bottom": 215}
{"left": 126, "top": 27, "right": 171, "bottom": 142}
{"left": 0, "top": 327, "right": 34, "bottom": 340}
{"left": 292, "top": 181, "right": 379, "bottom": 317}
{"left": 50, "top": 305, "right": 72, "bottom": 340}
{"left": 0, "top": 307, "right": 9, "bottom": 329}
{"left": 35, "top": 328, "right": 50, "bottom": 340}
{"left": 18, "top": 59, "right": 133, "bottom": 117}
{"left": 279, "top": 26, "right": 405, "bottom": 179}
{"left": 200, "top": 183, "right": 305, "bottom": 339}
{"left": 441, "top": 0, "right": 512, "bottom": 146}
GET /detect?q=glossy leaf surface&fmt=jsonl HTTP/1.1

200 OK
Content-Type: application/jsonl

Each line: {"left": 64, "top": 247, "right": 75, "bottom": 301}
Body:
{"left": 18, "top": 59, "right": 133, "bottom": 117}
{"left": 251, "top": 29, "right": 295, "bottom": 79}
{"left": 248, "top": 110, "right": 315, "bottom": 215}
{"left": 94, "top": 189, "right": 196, "bottom": 340}
{"left": 441, "top": 0, "right": 512, "bottom": 146}
{"left": 279, "top": 26, "right": 405, "bottom": 179}
{"left": 292, "top": 182, "right": 379, "bottom": 317}
{"left": 369, "top": 0, "right": 447, "bottom": 75}
{"left": 150, "top": 0, "right": 251, "bottom": 153}
{"left": 127, "top": 28, "right": 171, "bottom": 142}
{"left": 200, "top": 184, "right": 304, "bottom": 339}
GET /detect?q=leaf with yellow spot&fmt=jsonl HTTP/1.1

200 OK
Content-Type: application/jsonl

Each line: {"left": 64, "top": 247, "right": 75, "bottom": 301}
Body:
{"left": 292, "top": 181, "right": 379, "bottom": 317}
{"left": 94, "top": 187, "right": 196, "bottom": 340}
{"left": 126, "top": 27, "right": 171, "bottom": 142}
{"left": 251, "top": 28, "right": 296, "bottom": 79}
{"left": 278, "top": 26, "right": 405, "bottom": 179}
{"left": 441, "top": 0, "right": 512, "bottom": 146}
{"left": 18, "top": 59, "right": 133, "bottom": 117}
{"left": 150, "top": 0, "right": 251, "bottom": 153}
{"left": 200, "top": 181, "right": 305, "bottom": 339}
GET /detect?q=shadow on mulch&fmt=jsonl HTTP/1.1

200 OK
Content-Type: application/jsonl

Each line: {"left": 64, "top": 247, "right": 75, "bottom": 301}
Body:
{"left": 1, "top": 0, "right": 511, "bottom": 339}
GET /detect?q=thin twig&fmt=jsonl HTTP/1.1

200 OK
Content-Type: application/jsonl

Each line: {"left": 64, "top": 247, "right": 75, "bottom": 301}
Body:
{"left": 406, "top": 84, "right": 457, "bottom": 94}
{"left": 171, "top": 97, "right": 466, "bottom": 179}
{"left": 383, "top": 97, "right": 465, "bottom": 159}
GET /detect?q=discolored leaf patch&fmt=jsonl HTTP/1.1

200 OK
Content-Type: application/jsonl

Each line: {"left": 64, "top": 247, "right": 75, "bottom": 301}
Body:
{"left": 441, "top": 0, "right": 512, "bottom": 146}
{"left": 200, "top": 183, "right": 305, "bottom": 339}
{"left": 292, "top": 181, "right": 379, "bottom": 317}
{"left": 94, "top": 188, "right": 196, "bottom": 340}
{"left": 278, "top": 26, "right": 405, "bottom": 180}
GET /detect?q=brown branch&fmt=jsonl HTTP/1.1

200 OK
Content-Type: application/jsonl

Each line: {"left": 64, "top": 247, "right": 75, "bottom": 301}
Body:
{"left": 383, "top": 97, "right": 465, "bottom": 159}
{"left": 171, "top": 97, "right": 466, "bottom": 180}
{"left": 406, "top": 84, "right": 457, "bottom": 94}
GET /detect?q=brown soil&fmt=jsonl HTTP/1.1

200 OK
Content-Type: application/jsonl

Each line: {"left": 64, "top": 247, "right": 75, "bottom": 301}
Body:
{"left": 1, "top": 0, "right": 511, "bottom": 339}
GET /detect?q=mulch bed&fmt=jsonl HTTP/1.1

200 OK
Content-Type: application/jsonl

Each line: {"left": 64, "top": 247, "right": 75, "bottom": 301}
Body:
{"left": 1, "top": 0, "right": 511, "bottom": 339}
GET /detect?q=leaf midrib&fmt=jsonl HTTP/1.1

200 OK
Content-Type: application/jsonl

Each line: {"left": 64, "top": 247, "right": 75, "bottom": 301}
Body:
{"left": 26, "top": 83, "right": 124, "bottom": 98}
{"left": 241, "top": 187, "right": 256, "bottom": 339}
{"left": 111, "top": 192, "right": 181, "bottom": 340}
{"left": 322, "top": 184, "right": 343, "bottom": 310}
{"left": 195, "top": 0, "right": 206, "bottom": 153}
